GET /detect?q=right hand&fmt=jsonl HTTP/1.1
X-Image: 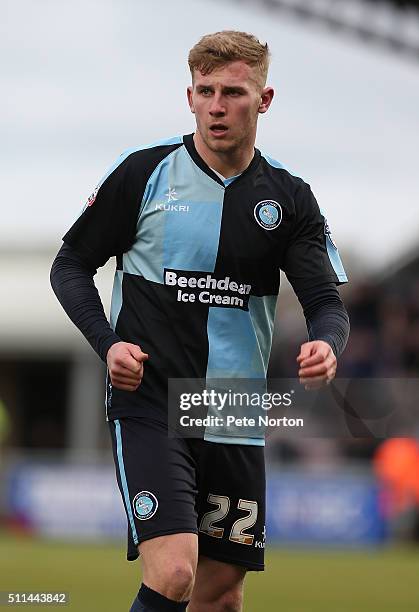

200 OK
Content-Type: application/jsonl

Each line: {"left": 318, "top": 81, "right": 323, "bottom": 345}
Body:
{"left": 106, "top": 342, "right": 149, "bottom": 391}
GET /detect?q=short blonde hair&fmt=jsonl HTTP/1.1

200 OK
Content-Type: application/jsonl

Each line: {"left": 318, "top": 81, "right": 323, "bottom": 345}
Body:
{"left": 188, "top": 31, "right": 270, "bottom": 87}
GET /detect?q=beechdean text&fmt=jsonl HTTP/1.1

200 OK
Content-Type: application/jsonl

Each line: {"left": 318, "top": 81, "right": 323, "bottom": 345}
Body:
{"left": 164, "top": 269, "right": 251, "bottom": 309}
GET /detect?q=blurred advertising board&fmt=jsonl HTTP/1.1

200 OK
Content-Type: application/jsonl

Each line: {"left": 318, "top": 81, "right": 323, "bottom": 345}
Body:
{"left": 4, "top": 462, "right": 387, "bottom": 544}
{"left": 5, "top": 462, "right": 126, "bottom": 539}
{"left": 267, "top": 472, "right": 387, "bottom": 545}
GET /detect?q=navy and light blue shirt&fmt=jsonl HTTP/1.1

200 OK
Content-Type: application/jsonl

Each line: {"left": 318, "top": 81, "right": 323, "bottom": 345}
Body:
{"left": 63, "top": 133, "right": 347, "bottom": 442}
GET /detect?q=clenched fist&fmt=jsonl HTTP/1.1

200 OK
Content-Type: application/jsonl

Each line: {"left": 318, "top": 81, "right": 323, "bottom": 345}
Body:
{"left": 106, "top": 342, "right": 149, "bottom": 391}
{"left": 297, "top": 340, "right": 336, "bottom": 390}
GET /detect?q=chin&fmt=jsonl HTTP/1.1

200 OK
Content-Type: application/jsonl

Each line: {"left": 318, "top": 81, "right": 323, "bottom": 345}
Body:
{"left": 207, "top": 136, "right": 236, "bottom": 153}
{"left": 210, "top": 142, "right": 233, "bottom": 153}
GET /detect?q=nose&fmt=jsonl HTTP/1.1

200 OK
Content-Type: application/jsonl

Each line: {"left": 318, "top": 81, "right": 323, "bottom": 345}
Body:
{"left": 209, "top": 93, "right": 226, "bottom": 117}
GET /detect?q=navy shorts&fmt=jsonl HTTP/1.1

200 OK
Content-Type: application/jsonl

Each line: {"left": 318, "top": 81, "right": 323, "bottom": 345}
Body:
{"left": 108, "top": 417, "right": 266, "bottom": 571}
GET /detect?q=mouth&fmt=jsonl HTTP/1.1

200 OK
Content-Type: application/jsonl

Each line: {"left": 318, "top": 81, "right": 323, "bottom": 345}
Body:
{"left": 209, "top": 123, "right": 228, "bottom": 137}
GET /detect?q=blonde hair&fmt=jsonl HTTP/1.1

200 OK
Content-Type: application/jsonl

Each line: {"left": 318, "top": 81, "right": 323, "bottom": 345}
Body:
{"left": 188, "top": 31, "right": 270, "bottom": 87}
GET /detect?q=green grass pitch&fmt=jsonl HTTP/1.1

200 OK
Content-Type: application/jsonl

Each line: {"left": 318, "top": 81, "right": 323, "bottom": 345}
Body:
{"left": 1, "top": 534, "right": 419, "bottom": 611}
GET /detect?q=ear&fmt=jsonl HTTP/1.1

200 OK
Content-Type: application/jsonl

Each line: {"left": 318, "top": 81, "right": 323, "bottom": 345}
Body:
{"left": 187, "top": 86, "right": 195, "bottom": 113}
{"left": 258, "top": 87, "right": 274, "bottom": 114}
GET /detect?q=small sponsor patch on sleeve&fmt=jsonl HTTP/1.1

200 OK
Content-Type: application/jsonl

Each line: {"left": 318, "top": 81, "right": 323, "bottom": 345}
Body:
{"left": 324, "top": 219, "right": 338, "bottom": 249}
{"left": 86, "top": 186, "right": 99, "bottom": 207}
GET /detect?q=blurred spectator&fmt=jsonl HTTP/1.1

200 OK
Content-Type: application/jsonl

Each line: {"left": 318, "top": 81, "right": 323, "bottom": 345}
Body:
{"left": 340, "top": 277, "right": 419, "bottom": 378}
{"left": 269, "top": 271, "right": 419, "bottom": 466}
{"left": 0, "top": 398, "right": 10, "bottom": 448}
{"left": 373, "top": 438, "right": 419, "bottom": 541}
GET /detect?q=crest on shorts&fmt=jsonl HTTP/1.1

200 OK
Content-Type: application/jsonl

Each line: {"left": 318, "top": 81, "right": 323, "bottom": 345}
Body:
{"left": 254, "top": 200, "right": 282, "bottom": 230}
{"left": 132, "top": 491, "right": 158, "bottom": 520}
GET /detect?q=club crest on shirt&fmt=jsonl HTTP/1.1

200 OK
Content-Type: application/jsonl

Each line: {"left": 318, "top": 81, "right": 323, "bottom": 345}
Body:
{"left": 254, "top": 200, "right": 282, "bottom": 230}
{"left": 324, "top": 219, "right": 338, "bottom": 249}
{"left": 132, "top": 491, "right": 158, "bottom": 520}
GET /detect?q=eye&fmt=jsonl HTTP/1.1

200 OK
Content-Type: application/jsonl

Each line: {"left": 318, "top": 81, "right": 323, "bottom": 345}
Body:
{"left": 200, "top": 87, "right": 212, "bottom": 96}
{"left": 225, "top": 89, "right": 245, "bottom": 97}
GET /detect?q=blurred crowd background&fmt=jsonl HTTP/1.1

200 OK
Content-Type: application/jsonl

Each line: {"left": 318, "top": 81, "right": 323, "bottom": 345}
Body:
{"left": 2, "top": 0, "right": 419, "bottom": 586}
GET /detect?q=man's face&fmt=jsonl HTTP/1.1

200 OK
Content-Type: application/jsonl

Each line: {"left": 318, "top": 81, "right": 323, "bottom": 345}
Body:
{"left": 187, "top": 61, "right": 272, "bottom": 157}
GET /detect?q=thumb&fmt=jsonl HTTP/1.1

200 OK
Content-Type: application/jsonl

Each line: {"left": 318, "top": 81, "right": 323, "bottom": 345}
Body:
{"left": 128, "top": 344, "right": 149, "bottom": 362}
{"left": 297, "top": 342, "right": 314, "bottom": 364}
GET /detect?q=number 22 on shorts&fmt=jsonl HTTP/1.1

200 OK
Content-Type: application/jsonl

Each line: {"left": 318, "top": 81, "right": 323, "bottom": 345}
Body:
{"left": 199, "top": 493, "right": 258, "bottom": 545}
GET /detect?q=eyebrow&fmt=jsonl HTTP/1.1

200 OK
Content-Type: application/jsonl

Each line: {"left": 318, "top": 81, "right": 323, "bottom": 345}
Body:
{"left": 196, "top": 85, "right": 247, "bottom": 94}
{"left": 223, "top": 86, "right": 247, "bottom": 94}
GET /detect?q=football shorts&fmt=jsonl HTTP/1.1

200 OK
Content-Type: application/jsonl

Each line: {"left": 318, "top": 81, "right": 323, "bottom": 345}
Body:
{"left": 108, "top": 416, "right": 266, "bottom": 571}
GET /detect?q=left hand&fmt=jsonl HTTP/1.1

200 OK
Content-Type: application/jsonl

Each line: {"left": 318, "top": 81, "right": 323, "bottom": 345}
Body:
{"left": 297, "top": 340, "right": 337, "bottom": 390}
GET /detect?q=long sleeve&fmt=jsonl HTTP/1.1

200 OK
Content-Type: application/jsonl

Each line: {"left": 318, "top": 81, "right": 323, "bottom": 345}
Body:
{"left": 50, "top": 243, "right": 121, "bottom": 362}
{"left": 293, "top": 282, "right": 350, "bottom": 357}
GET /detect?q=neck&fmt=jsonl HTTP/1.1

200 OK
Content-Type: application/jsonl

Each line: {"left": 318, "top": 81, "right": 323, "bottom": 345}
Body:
{"left": 193, "top": 132, "right": 255, "bottom": 178}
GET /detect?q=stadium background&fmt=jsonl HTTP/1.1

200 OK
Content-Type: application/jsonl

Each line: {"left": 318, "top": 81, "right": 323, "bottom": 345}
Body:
{"left": 1, "top": 0, "right": 419, "bottom": 609}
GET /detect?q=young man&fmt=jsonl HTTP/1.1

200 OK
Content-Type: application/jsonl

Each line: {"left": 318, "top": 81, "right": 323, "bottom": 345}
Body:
{"left": 51, "top": 31, "right": 349, "bottom": 612}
